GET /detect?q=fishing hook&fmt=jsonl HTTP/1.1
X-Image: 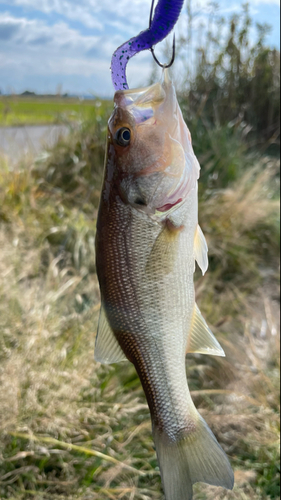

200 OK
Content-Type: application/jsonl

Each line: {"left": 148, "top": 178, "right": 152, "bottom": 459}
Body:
{"left": 149, "top": 0, "right": 176, "bottom": 69}
{"left": 150, "top": 34, "right": 176, "bottom": 68}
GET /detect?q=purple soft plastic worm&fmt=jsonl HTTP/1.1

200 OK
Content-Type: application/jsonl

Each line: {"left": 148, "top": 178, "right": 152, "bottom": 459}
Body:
{"left": 111, "top": 0, "right": 185, "bottom": 91}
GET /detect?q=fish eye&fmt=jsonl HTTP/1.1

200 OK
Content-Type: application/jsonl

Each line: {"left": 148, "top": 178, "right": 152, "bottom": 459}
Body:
{"left": 115, "top": 127, "right": 131, "bottom": 147}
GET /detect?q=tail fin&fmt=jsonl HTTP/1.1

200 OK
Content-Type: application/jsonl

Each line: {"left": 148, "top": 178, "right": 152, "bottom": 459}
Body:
{"left": 153, "top": 415, "right": 234, "bottom": 500}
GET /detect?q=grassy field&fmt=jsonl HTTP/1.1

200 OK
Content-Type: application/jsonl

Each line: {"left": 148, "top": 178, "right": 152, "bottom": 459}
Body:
{"left": 0, "top": 97, "right": 280, "bottom": 500}
{"left": 0, "top": 97, "right": 112, "bottom": 126}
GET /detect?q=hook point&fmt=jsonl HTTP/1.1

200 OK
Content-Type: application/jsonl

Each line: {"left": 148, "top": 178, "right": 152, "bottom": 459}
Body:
{"left": 150, "top": 33, "right": 176, "bottom": 69}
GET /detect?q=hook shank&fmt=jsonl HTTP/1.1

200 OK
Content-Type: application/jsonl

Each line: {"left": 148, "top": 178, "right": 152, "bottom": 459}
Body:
{"left": 149, "top": 0, "right": 176, "bottom": 69}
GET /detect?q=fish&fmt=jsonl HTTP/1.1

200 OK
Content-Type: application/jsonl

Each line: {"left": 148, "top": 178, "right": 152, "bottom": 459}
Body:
{"left": 94, "top": 70, "right": 234, "bottom": 500}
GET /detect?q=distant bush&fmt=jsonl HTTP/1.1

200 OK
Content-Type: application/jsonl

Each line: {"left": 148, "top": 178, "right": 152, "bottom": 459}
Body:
{"left": 179, "top": 2, "right": 280, "bottom": 145}
{"left": 153, "top": 2, "right": 278, "bottom": 191}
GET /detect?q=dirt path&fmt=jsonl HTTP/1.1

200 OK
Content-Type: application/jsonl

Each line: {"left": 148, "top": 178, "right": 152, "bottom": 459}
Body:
{"left": 0, "top": 125, "right": 69, "bottom": 163}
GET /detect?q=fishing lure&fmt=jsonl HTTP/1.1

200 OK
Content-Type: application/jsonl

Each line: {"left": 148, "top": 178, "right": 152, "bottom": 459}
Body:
{"left": 111, "top": 0, "right": 185, "bottom": 90}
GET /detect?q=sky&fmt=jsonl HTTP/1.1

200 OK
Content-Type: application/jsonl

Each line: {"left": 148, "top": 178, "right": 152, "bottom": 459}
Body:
{"left": 0, "top": 0, "right": 280, "bottom": 97}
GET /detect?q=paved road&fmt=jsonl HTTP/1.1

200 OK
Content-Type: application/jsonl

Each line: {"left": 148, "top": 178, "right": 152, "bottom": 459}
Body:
{"left": 0, "top": 125, "right": 69, "bottom": 164}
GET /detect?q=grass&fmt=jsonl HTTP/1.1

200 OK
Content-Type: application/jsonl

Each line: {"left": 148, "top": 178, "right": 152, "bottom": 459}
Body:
{"left": 0, "top": 108, "right": 280, "bottom": 500}
{"left": 0, "top": 97, "right": 112, "bottom": 126}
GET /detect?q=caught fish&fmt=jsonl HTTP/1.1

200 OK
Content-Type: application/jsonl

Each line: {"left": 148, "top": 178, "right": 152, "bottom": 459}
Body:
{"left": 94, "top": 70, "right": 234, "bottom": 499}
{"left": 95, "top": 1, "right": 234, "bottom": 498}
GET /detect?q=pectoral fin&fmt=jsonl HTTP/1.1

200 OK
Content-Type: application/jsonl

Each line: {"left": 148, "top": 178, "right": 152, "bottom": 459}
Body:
{"left": 186, "top": 304, "right": 225, "bottom": 357}
{"left": 194, "top": 225, "right": 208, "bottom": 275}
{"left": 146, "top": 225, "right": 181, "bottom": 278}
{"left": 94, "top": 304, "right": 127, "bottom": 364}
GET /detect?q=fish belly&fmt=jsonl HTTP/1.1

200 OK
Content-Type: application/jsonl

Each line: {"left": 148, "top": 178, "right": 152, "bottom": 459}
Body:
{"left": 96, "top": 193, "right": 196, "bottom": 436}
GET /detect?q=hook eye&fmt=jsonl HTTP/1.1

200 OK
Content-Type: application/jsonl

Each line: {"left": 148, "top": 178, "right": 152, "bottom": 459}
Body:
{"left": 115, "top": 127, "right": 131, "bottom": 147}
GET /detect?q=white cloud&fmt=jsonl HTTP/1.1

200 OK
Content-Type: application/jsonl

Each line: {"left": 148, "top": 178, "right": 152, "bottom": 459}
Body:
{"left": 0, "top": 0, "right": 103, "bottom": 29}
{"left": 252, "top": 0, "right": 280, "bottom": 5}
{"left": 0, "top": 11, "right": 153, "bottom": 95}
{"left": 0, "top": 0, "right": 154, "bottom": 31}
{"left": 0, "top": 12, "right": 121, "bottom": 55}
{"left": 1, "top": 14, "right": 83, "bottom": 48}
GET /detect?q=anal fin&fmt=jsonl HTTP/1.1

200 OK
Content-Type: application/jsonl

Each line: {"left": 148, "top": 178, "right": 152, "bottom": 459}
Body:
{"left": 186, "top": 304, "right": 225, "bottom": 357}
{"left": 94, "top": 304, "right": 127, "bottom": 364}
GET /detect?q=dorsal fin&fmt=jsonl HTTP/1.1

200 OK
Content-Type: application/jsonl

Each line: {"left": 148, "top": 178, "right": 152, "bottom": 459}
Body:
{"left": 194, "top": 224, "right": 208, "bottom": 275}
{"left": 186, "top": 304, "right": 225, "bottom": 357}
{"left": 94, "top": 304, "right": 127, "bottom": 364}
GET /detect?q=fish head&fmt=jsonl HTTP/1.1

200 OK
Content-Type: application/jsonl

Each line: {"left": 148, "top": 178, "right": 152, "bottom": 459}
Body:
{"left": 107, "top": 69, "right": 200, "bottom": 219}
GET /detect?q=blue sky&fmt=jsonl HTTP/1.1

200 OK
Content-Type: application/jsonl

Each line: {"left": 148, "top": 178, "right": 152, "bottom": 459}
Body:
{"left": 0, "top": 0, "right": 280, "bottom": 97}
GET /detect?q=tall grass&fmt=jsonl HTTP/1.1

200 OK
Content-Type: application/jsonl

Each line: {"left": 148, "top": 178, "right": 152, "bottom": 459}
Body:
{"left": 0, "top": 123, "right": 279, "bottom": 499}
{"left": 176, "top": 0, "right": 280, "bottom": 171}
{"left": 0, "top": 3, "right": 280, "bottom": 498}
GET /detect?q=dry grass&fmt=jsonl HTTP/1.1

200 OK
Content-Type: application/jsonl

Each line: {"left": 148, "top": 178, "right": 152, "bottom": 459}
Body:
{"left": 0, "top": 149, "right": 279, "bottom": 500}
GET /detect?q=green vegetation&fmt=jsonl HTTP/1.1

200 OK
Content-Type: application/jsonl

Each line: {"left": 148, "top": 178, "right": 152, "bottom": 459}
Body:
{"left": 0, "top": 97, "right": 112, "bottom": 126}
{"left": 0, "top": 132, "right": 279, "bottom": 499}
{"left": 0, "top": 2, "right": 280, "bottom": 500}
{"left": 178, "top": 2, "right": 280, "bottom": 163}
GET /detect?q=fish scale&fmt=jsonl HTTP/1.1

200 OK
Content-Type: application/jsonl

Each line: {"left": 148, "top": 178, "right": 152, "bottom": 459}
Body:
{"left": 97, "top": 185, "right": 196, "bottom": 433}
